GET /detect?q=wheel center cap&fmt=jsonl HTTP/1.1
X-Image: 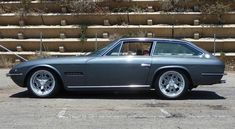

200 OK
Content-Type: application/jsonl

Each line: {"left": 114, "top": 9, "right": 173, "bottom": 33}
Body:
{"left": 169, "top": 80, "right": 175, "bottom": 86}
{"left": 38, "top": 79, "right": 48, "bottom": 86}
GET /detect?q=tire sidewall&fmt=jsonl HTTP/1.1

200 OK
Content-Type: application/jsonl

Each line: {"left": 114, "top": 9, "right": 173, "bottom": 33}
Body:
{"left": 155, "top": 70, "right": 189, "bottom": 99}
{"left": 27, "top": 69, "right": 60, "bottom": 98}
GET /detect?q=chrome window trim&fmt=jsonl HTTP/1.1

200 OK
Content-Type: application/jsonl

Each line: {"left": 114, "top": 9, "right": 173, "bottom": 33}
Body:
{"left": 118, "top": 41, "right": 124, "bottom": 56}
{"left": 150, "top": 41, "right": 157, "bottom": 56}
{"left": 103, "top": 41, "right": 123, "bottom": 56}
{"left": 103, "top": 39, "right": 154, "bottom": 57}
{"left": 185, "top": 41, "right": 206, "bottom": 55}
{"left": 101, "top": 39, "right": 122, "bottom": 56}
{"left": 153, "top": 40, "right": 205, "bottom": 57}
{"left": 184, "top": 43, "right": 205, "bottom": 57}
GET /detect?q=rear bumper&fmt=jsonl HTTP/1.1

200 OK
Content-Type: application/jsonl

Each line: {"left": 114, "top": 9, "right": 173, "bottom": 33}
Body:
{"left": 198, "top": 72, "right": 226, "bottom": 85}
{"left": 217, "top": 80, "right": 226, "bottom": 84}
{"left": 201, "top": 73, "right": 226, "bottom": 76}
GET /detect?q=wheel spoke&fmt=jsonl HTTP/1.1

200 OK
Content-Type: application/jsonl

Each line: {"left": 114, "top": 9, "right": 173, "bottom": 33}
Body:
{"left": 159, "top": 71, "right": 185, "bottom": 98}
{"left": 165, "top": 84, "right": 170, "bottom": 90}
{"left": 173, "top": 84, "right": 178, "bottom": 89}
{"left": 30, "top": 70, "right": 55, "bottom": 96}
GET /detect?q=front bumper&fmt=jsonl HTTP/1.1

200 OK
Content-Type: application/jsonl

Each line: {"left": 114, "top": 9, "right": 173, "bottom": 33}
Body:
{"left": 6, "top": 71, "right": 25, "bottom": 87}
{"left": 6, "top": 73, "right": 23, "bottom": 77}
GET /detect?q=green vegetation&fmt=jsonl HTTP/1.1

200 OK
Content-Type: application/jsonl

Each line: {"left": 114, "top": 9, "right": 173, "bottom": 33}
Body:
{"left": 80, "top": 25, "right": 88, "bottom": 52}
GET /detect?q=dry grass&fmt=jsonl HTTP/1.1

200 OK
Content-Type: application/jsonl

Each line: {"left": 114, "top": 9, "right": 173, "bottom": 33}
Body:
{"left": 27, "top": 52, "right": 51, "bottom": 60}
{"left": 218, "top": 56, "right": 235, "bottom": 71}
{"left": 0, "top": 55, "right": 14, "bottom": 68}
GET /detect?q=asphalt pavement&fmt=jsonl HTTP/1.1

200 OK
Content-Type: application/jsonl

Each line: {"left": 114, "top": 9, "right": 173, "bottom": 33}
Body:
{"left": 0, "top": 69, "right": 234, "bottom": 129}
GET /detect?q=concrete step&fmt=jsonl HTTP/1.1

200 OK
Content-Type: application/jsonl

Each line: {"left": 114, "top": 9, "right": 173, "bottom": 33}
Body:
{"left": 0, "top": 12, "right": 235, "bottom": 25}
{"left": 0, "top": 25, "right": 234, "bottom": 39}
{"left": 0, "top": 38, "right": 234, "bottom": 52}
{"left": 0, "top": 38, "right": 109, "bottom": 52}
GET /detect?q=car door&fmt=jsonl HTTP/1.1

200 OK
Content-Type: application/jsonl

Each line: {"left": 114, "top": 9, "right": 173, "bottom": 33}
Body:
{"left": 85, "top": 40, "right": 153, "bottom": 86}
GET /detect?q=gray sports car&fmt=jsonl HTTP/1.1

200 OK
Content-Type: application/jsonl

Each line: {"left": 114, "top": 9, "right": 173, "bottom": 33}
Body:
{"left": 7, "top": 38, "right": 225, "bottom": 99}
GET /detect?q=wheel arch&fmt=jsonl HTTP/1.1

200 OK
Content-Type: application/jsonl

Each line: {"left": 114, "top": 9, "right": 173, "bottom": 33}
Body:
{"left": 24, "top": 65, "right": 64, "bottom": 88}
{"left": 150, "top": 66, "right": 194, "bottom": 89}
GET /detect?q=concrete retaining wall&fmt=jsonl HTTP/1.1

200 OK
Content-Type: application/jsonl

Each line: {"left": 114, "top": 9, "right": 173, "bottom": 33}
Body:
{"left": 0, "top": 1, "right": 234, "bottom": 56}
{"left": 0, "top": 12, "right": 235, "bottom": 25}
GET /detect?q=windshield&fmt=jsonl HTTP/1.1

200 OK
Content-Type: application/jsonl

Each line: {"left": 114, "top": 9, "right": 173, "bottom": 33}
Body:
{"left": 87, "top": 40, "right": 119, "bottom": 56}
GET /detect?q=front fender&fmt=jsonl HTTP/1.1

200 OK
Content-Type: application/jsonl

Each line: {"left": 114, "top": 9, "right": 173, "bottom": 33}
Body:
{"left": 24, "top": 64, "right": 64, "bottom": 88}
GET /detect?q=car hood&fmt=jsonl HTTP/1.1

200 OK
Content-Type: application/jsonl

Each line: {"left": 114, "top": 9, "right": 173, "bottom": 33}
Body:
{"left": 13, "top": 56, "right": 94, "bottom": 69}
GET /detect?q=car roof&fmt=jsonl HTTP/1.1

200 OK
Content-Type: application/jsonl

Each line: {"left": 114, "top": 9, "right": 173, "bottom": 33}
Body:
{"left": 119, "top": 37, "right": 190, "bottom": 44}
{"left": 117, "top": 37, "right": 207, "bottom": 54}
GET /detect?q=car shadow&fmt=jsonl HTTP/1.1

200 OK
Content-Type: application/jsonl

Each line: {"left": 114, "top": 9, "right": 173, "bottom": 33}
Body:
{"left": 10, "top": 90, "right": 225, "bottom": 100}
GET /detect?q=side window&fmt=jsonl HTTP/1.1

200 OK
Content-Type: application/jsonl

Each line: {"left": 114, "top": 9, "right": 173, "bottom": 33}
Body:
{"left": 106, "top": 41, "right": 152, "bottom": 56}
{"left": 154, "top": 42, "right": 202, "bottom": 56}
{"left": 120, "top": 42, "right": 152, "bottom": 56}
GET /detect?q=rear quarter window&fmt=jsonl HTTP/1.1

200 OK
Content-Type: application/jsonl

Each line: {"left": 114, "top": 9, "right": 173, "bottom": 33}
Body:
{"left": 153, "top": 42, "right": 202, "bottom": 57}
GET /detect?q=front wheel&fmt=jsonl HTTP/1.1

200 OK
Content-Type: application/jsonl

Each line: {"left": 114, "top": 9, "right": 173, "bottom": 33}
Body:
{"left": 27, "top": 69, "right": 60, "bottom": 98}
{"left": 155, "top": 70, "right": 189, "bottom": 99}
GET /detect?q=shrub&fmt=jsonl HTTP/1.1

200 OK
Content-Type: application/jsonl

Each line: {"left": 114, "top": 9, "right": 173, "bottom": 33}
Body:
{"left": 80, "top": 25, "right": 87, "bottom": 42}
{"left": 20, "top": 0, "right": 31, "bottom": 13}
{"left": 200, "top": 1, "right": 231, "bottom": 24}
{"left": 80, "top": 24, "right": 88, "bottom": 52}
{"left": 112, "top": 5, "right": 145, "bottom": 13}
{"left": 70, "top": 0, "right": 102, "bottom": 13}
{"left": 200, "top": 1, "right": 231, "bottom": 14}
{"left": 160, "top": 0, "right": 191, "bottom": 12}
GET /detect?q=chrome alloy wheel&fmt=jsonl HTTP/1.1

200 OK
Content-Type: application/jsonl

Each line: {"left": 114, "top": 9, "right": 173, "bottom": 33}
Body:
{"left": 159, "top": 71, "right": 185, "bottom": 98}
{"left": 30, "top": 70, "right": 55, "bottom": 97}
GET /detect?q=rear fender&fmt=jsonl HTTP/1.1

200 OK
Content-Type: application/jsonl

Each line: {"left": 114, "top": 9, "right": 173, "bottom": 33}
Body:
{"left": 150, "top": 65, "right": 194, "bottom": 87}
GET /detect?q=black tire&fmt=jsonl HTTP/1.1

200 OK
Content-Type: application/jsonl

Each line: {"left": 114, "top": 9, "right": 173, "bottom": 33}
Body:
{"left": 154, "top": 70, "right": 189, "bottom": 99}
{"left": 27, "top": 68, "right": 61, "bottom": 98}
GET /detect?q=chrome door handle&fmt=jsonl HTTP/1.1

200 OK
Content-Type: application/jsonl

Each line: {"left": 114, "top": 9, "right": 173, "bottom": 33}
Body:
{"left": 141, "top": 63, "right": 151, "bottom": 67}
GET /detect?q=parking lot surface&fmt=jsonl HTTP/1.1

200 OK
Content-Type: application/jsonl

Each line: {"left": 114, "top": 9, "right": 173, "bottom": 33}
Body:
{"left": 0, "top": 69, "right": 235, "bottom": 129}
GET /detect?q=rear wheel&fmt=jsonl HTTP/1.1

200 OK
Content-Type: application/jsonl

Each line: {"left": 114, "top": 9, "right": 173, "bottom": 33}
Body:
{"left": 27, "top": 69, "right": 60, "bottom": 98}
{"left": 155, "top": 70, "right": 189, "bottom": 99}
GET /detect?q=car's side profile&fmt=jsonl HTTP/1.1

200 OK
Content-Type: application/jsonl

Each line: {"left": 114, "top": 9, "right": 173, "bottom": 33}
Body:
{"left": 7, "top": 38, "right": 225, "bottom": 99}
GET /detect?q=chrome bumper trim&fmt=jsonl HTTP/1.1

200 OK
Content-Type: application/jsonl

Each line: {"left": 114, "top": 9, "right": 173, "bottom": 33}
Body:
{"left": 219, "top": 80, "right": 226, "bottom": 84}
{"left": 201, "top": 73, "right": 225, "bottom": 76}
{"left": 6, "top": 73, "right": 23, "bottom": 77}
{"left": 67, "top": 85, "right": 150, "bottom": 89}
